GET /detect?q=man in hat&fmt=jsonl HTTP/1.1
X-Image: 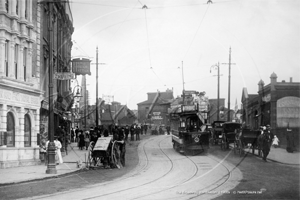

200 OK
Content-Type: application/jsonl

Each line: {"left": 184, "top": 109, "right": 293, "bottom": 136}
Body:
{"left": 260, "top": 125, "right": 274, "bottom": 161}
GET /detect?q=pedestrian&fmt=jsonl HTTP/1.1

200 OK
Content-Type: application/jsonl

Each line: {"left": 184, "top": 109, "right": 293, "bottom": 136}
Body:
{"left": 166, "top": 125, "right": 171, "bottom": 135}
{"left": 272, "top": 135, "right": 279, "bottom": 148}
{"left": 130, "top": 124, "right": 135, "bottom": 141}
{"left": 136, "top": 125, "right": 141, "bottom": 141}
{"left": 286, "top": 124, "right": 295, "bottom": 153}
{"left": 54, "top": 137, "right": 63, "bottom": 164}
{"left": 71, "top": 128, "right": 75, "bottom": 143}
{"left": 75, "top": 126, "right": 79, "bottom": 143}
{"left": 144, "top": 124, "right": 148, "bottom": 134}
{"left": 84, "top": 131, "right": 90, "bottom": 150}
{"left": 258, "top": 125, "right": 273, "bottom": 162}
{"left": 78, "top": 130, "right": 85, "bottom": 150}
{"left": 124, "top": 125, "right": 129, "bottom": 141}
{"left": 140, "top": 125, "right": 144, "bottom": 135}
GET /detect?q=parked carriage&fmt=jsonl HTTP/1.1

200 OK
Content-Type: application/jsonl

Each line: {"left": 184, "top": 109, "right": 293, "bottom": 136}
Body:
{"left": 233, "top": 129, "right": 261, "bottom": 156}
{"left": 87, "top": 136, "right": 124, "bottom": 169}
{"left": 220, "top": 122, "right": 242, "bottom": 150}
{"left": 211, "top": 121, "right": 225, "bottom": 145}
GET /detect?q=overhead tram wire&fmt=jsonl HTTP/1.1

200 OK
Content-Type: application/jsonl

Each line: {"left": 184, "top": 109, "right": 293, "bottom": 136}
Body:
{"left": 70, "top": 1, "right": 133, "bottom": 8}
{"left": 183, "top": 3, "right": 211, "bottom": 60}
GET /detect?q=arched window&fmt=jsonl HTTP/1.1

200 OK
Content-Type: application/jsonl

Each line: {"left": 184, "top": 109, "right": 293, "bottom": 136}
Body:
{"left": 24, "top": 114, "right": 31, "bottom": 147}
{"left": 7, "top": 112, "right": 15, "bottom": 147}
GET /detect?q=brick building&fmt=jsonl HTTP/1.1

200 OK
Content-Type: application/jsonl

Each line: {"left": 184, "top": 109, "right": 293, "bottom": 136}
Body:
{"left": 241, "top": 72, "right": 300, "bottom": 148}
{"left": 137, "top": 89, "right": 174, "bottom": 125}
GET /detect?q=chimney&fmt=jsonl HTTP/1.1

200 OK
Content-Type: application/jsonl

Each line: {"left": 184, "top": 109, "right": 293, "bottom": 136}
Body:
{"left": 290, "top": 77, "right": 293, "bottom": 83}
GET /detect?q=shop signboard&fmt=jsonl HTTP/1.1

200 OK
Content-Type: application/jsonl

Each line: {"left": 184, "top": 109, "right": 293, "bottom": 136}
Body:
{"left": 72, "top": 58, "right": 91, "bottom": 75}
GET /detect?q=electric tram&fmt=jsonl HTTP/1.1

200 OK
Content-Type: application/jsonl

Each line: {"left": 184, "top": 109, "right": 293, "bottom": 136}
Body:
{"left": 169, "top": 91, "right": 210, "bottom": 155}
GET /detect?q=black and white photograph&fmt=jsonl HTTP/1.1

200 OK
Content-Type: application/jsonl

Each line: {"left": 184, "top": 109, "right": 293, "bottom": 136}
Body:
{"left": 0, "top": 0, "right": 299, "bottom": 199}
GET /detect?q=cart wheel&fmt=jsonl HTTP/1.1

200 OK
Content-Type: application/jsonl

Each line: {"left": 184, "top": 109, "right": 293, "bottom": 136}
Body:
{"left": 87, "top": 148, "right": 93, "bottom": 168}
{"left": 239, "top": 140, "right": 243, "bottom": 157}
{"left": 233, "top": 141, "right": 237, "bottom": 154}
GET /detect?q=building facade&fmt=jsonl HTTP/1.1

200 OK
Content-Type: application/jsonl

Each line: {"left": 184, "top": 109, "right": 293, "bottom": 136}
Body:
{"left": 0, "top": 0, "right": 73, "bottom": 168}
{"left": 242, "top": 73, "right": 300, "bottom": 148}
{"left": 0, "top": 0, "right": 41, "bottom": 168}
{"left": 39, "top": 0, "right": 74, "bottom": 146}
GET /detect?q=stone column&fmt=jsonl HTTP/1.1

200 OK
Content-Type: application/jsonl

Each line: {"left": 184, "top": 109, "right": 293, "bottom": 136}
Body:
{"left": 0, "top": 0, "right": 6, "bottom": 12}
{"left": 0, "top": 104, "right": 7, "bottom": 132}
{"left": 28, "top": 0, "right": 32, "bottom": 23}
{"left": 20, "top": 0, "right": 25, "bottom": 21}
{"left": 18, "top": 43, "right": 24, "bottom": 80}
{"left": 10, "top": 0, "right": 17, "bottom": 16}
{"left": 8, "top": 41, "right": 15, "bottom": 78}
{"left": 0, "top": 37, "right": 5, "bottom": 76}
{"left": 35, "top": 109, "right": 40, "bottom": 146}
{"left": 18, "top": 107, "right": 25, "bottom": 148}
{"left": 26, "top": 44, "right": 32, "bottom": 82}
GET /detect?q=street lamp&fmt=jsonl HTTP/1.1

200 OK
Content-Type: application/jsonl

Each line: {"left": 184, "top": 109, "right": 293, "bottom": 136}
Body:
{"left": 210, "top": 62, "right": 220, "bottom": 121}
{"left": 46, "top": 2, "right": 56, "bottom": 174}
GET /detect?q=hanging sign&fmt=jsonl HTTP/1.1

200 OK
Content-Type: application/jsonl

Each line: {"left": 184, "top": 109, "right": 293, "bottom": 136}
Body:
{"left": 54, "top": 72, "right": 75, "bottom": 80}
{"left": 72, "top": 58, "right": 91, "bottom": 75}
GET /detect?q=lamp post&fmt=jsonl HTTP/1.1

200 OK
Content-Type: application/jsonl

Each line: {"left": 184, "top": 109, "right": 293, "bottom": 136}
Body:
{"left": 210, "top": 62, "right": 220, "bottom": 121}
{"left": 46, "top": 2, "right": 56, "bottom": 174}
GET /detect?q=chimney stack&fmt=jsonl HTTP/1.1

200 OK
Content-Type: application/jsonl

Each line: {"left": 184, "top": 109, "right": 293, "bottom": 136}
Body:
{"left": 290, "top": 77, "right": 293, "bottom": 83}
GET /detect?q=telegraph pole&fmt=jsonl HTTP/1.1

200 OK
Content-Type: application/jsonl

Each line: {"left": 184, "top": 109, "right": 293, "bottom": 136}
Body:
{"left": 210, "top": 62, "right": 220, "bottom": 121}
{"left": 96, "top": 47, "right": 99, "bottom": 128}
{"left": 181, "top": 61, "right": 185, "bottom": 105}
{"left": 222, "top": 47, "right": 236, "bottom": 122}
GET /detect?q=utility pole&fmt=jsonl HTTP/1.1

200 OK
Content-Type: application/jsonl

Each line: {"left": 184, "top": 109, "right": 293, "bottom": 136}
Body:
{"left": 181, "top": 61, "right": 185, "bottom": 105}
{"left": 210, "top": 62, "right": 221, "bottom": 121}
{"left": 222, "top": 47, "right": 236, "bottom": 122}
{"left": 91, "top": 50, "right": 105, "bottom": 129}
{"left": 96, "top": 47, "right": 99, "bottom": 129}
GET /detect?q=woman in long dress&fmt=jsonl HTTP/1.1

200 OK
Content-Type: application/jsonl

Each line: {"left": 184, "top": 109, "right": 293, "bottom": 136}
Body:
{"left": 54, "top": 137, "right": 63, "bottom": 164}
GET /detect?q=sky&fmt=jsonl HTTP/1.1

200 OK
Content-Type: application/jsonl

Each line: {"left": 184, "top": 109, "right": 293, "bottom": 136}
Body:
{"left": 70, "top": 0, "right": 300, "bottom": 110}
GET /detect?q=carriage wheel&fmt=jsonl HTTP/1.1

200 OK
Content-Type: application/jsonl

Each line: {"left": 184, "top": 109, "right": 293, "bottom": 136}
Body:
{"left": 238, "top": 140, "right": 243, "bottom": 157}
{"left": 87, "top": 147, "right": 93, "bottom": 168}
{"left": 220, "top": 137, "right": 225, "bottom": 150}
{"left": 233, "top": 141, "right": 237, "bottom": 154}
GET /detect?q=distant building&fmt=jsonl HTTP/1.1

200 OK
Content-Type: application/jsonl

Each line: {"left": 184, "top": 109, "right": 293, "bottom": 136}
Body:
{"left": 100, "top": 101, "right": 136, "bottom": 127}
{"left": 242, "top": 73, "right": 300, "bottom": 148}
{"left": 137, "top": 89, "right": 174, "bottom": 125}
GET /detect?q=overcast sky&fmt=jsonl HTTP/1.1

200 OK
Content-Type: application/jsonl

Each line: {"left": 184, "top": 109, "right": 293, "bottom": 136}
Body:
{"left": 70, "top": 0, "right": 300, "bottom": 110}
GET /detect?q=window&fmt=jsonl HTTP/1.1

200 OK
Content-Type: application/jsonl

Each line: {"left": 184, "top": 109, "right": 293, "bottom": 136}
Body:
{"left": 25, "top": 0, "right": 28, "bottom": 19}
{"left": 24, "top": 114, "right": 31, "bottom": 147}
{"left": 7, "top": 112, "right": 15, "bottom": 147}
{"left": 5, "top": 0, "right": 9, "bottom": 13}
{"left": 15, "top": 44, "right": 18, "bottom": 79}
{"left": 5, "top": 40, "right": 9, "bottom": 77}
{"left": 24, "top": 47, "right": 27, "bottom": 81}
{"left": 16, "top": 0, "right": 18, "bottom": 15}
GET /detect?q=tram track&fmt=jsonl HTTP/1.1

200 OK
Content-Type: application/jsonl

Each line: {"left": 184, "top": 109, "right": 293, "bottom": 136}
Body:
{"left": 24, "top": 135, "right": 242, "bottom": 200}
{"left": 25, "top": 136, "right": 155, "bottom": 200}
{"left": 27, "top": 135, "right": 176, "bottom": 200}
{"left": 81, "top": 135, "right": 175, "bottom": 200}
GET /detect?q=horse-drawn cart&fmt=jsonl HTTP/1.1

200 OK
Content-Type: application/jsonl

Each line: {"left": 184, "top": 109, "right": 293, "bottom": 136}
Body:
{"left": 234, "top": 129, "right": 261, "bottom": 156}
{"left": 87, "top": 136, "right": 125, "bottom": 169}
{"left": 220, "top": 122, "right": 241, "bottom": 150}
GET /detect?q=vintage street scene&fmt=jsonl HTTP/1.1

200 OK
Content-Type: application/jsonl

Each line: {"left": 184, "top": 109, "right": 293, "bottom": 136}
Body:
{"left": 0, "top": 0, "right": 299, "bottom": 200}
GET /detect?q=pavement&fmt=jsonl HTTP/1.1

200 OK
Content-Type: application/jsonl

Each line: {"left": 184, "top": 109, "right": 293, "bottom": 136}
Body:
{"left": 0, "top": 136, "right": 299, "bottom": 186}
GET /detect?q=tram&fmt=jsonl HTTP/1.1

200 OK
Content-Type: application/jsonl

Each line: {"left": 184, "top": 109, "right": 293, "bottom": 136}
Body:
{"left": 169, "top": 91, "right": 210, "bottom": 155}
